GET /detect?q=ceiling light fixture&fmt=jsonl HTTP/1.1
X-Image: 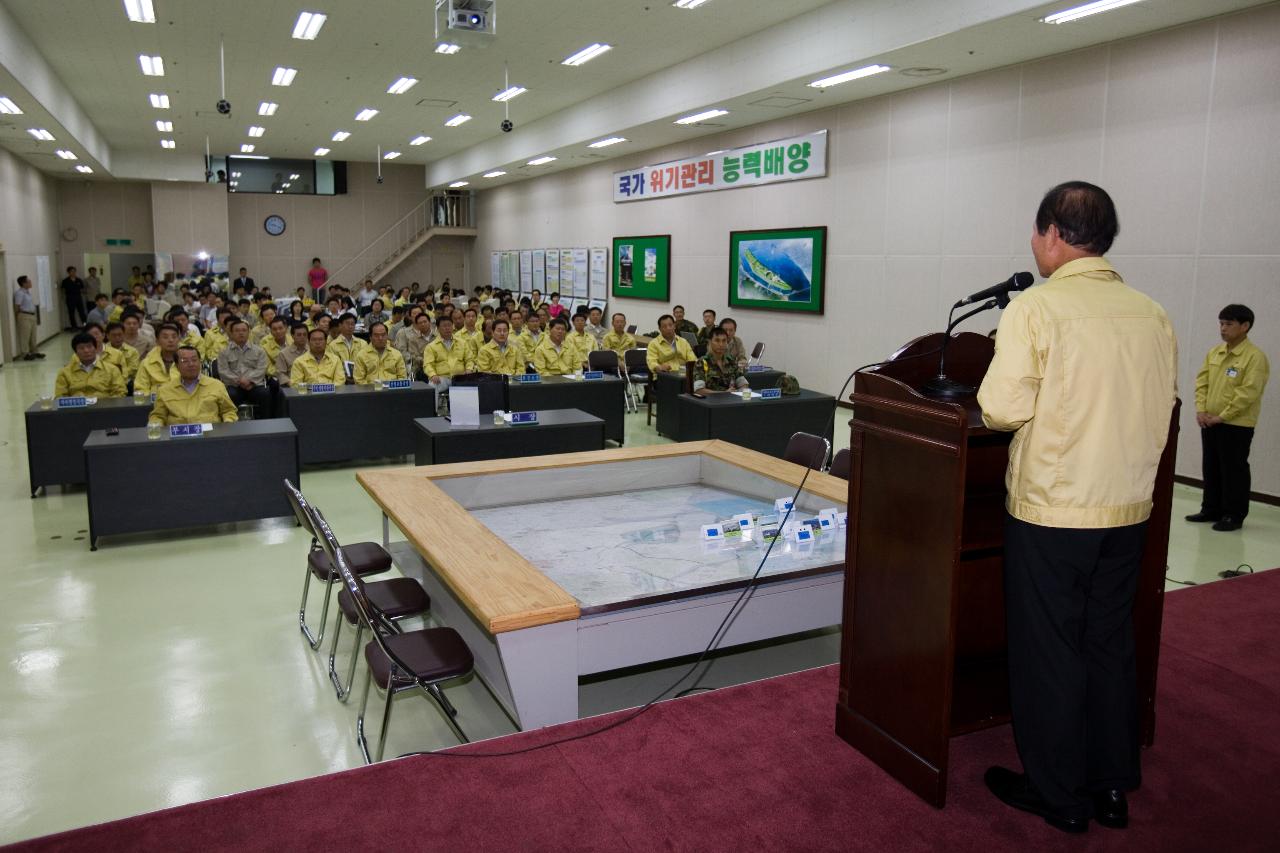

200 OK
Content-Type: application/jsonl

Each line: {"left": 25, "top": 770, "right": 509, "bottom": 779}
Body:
{"left": 387, "top": 77, "right": 419, "bottom": 95}
{"left": 355, "top": 108, "right": 379, "bottom": 121}
{"left": 55, "top": 149, "right": 77, "bottom": 160}
{"left": 482, "top": 170, "right": 506, "bottom": 178}
{"left": 248, "top": 126, "right": 265, "bottom": 137}
{"left": 672, "top": 0, "right": 712, "bottom": 7}
{"left": 383, "top": 151, "right": 401, "bottom": 160}
{"left": 282, "top": 182, "right": 291, "bottom": 188}
{"left": 562, "top": 43, "right": 612, "bottom": 67}
{"left": 139, "top": 54, "right": 165, "bottom": 76}
{"left": 161, "top": 139, "right": 176, "bottom": 149}
{"left": 289, "top": 173, "right": 301, "bottom": 180}
{"left": 76, "top": 165, "right": 93, "bottom": 174}
{"left": 435, "top": 43, "right": 461, "bottom": 55}
{"left": 149, "top": 93, "right": 169, "bottom": 109}
{"left": 292, "top": 11, "right": 327, "bottom": 40}
{"left": 449, "top": 181, "right": 469, "bottom": 188}
{"left": 0, "top": 96, "right": 24, "bottom": 114}
{"left": 155, "top": 120, "right": 173, "bottom": 132}
{"left": 331, "top": 131, "right": 350, "bottom": 141}
{"left": 410, "top": 135, "right": 432, "bottom": 146}
{"left": 444, "top": 114, "right": 471, "bottom": 127}
{"left": 231, "top": 171, "right": 241, "bottom": 177}
{"left": 233, "top": 154, "right": 269, "bottom": 160}
{"left": 241, "top": 143, "right": 255, "bottom": 153}
{"left": 492, "top": 85, "right": 527, "bottom": 102}
{"left": 1041, "top": 0, "right": 1145, "bottom": 24}
{"left": 271, "top": 67, "right": 298, "bottom": 86}
{"left": 674, "top": 108, "right": 728, "bottom": 125}
{"left": 588, "top": 136, "right": 627, "bottom": 148}
{"left": 808, "top": 63, "right": 891, "bottom": 88}
{"left": 258, "top": 101, "right": 278, "bottom": 116}
{"left": 27, "top": 128, "right": 55, "bottom": 141}
{"left": 527, "top": 155, "right": 557, "bottom": 166}
{"left": 314, "top": 147, "right": 330, "bottom": 156}
{"left": 124, "top": 0, "right": 156, "bottom": 24}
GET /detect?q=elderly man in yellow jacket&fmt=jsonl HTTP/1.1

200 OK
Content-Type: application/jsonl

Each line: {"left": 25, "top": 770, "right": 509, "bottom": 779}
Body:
{"left": 533, "top": 318, "right": 580, "bottom": 375}
{"left": 474, "top": 319, "right": 522, "bottom": 375}
{"left": 646, "top": 313, "right": 695, "bottom": 374}
{"left": 134, "top": 323, "right": 182, "bottom": 396}
{"left": 291, "top": 327, "right": 347, "bottom": 387}
{"left": 149, "top": 346, "right": 238, "bottom": 425}
{"left": 103, "top": 321, "right": 141, "bottom": 384}
{"left": 1187, "top": 303, "right": 1270, "bottom": 531}
{"left": 54, "top": 332, "right": 127, "bottom": 398}
{"left": 976, "top": 182, "right": 1178, "bottom": 835}
{"left": 353, "top": 321, "right": 408, "bottom": 384}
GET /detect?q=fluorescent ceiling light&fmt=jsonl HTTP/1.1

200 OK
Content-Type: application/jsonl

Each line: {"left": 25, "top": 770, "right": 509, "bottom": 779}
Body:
{"left": 449, "top": 181, "right": 469, "bottom": 188}
{"left": 241, "top": 144, "right": 255, "bottom": 153}
{"left": 527, "top": 156, "right": 557, "bottom": 166}
{"left": 282, "top": 183, "right": 291, "bottom": 188}
{"left": 231, "top": 171, "right": 241, "bottom": 177}
{"left": 383, "top": 151, "right": 401, "bottom": 160}
{"left": 272, "top": 67, "right": 298, "bottom": 86}
{"left": 276, "top": 190, "right": 284, "bottom": 194}
{"left": 355, "top": 108, "right": 379, "bottom": 121}
{"left": 674, "top": 108, "right": 728, "bottom": 125}
{"left": 492, "top": 86, "right": 527, "bottom": 102}
{"left": 435, "top": 43, "right": 461, "bottom": 55}
{"left": 55, "top": 150, "right": 77, "bottom": 160}
{"left": 331, "top": 130, "right": 350, "bottom": 141}
{"left": 387, "top": 77, "right": 419, "bottom": 95}
{"left": 444, "top": 114, "right": 471, "bottom": 127}
{"left": 0, "top": 96, "right": 24, "bottom": 115}
{"left": 482, "top": 170, "right": 506, "bottom": 178}
{"left": 235, "top": 154, "right": 269, "bottom": 160}
{"left": 149, "top": 93, "right": 169, "bottom": 109}
{"left": 588, "top": 136, "right": 627, "bottom": 148}
{"left": 314, "top": 147, "right": 330, "bottom": 156}
{"left": 155, "top": 120, "right": 173, "bottom": 132}
{"left": 410, "top": 135, "right": 432, "bottom": 146}
{"left": 124, "top": 0, "right": 156, "bottom": 23}
{"left": 562, "top": 43, "right": 612, "bottom": 66}
{"left": 139, "top": 54, "right": 165, "bottom": 76}
{"left": 292, "top": 11, "right": 327, "bottom": 40}
{"left": 673, "top": 0, "right": 712, "bottom": 7}
{"left": 258, "top": 101, "right": 278, "bottom": 116}
{"left": 808, "top": 64, "right": 891, "bottom": 88}
{"left": 76, "top": 165, "right": 93, "bottom": 174}
{"left": 160, "top": 139, "right": 175, "bottom": 149}
{"left": 248, "top": 126, "right": 265, "bottom": 137}
{"left": 1042, "top": 0, "right": 1146, "bottom": 24}
{"left": 289, "top": 173, "right": 301, "bottom": 180}
{"left": 27, "top": 128, "right": 55, "bottom": 141}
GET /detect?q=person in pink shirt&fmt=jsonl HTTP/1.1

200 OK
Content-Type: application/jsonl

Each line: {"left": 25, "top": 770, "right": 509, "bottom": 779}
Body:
{"left": 546, "top": 292, "right": 567, "bottom": 320}
{"left": 306, "top": 257, "right": 329, "bottom": 301}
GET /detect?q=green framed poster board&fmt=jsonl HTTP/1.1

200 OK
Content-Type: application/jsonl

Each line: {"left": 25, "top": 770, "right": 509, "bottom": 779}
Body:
{"left": 727, "top": 226, "right": 826, "bottom": 315}
{"left": 611, "top": 235, "right": 670, "bottom": 301}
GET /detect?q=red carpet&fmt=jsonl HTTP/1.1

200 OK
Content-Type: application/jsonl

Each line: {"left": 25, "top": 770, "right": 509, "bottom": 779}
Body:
{"left": 9, "top": 570, "right": 1280, "bottom": 852}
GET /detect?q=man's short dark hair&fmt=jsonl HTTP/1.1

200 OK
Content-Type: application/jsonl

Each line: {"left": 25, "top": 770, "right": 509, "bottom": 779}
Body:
{"left": 121, "top": 306, "right": 144, "bottom": 320}
{"left": 269, "top": 316, "right": 287, "bottom": 328}
{"left": 612, "top": 313, "right": 626, "bottom": 322}
{"left": 17, "top": 275, "right": 29, "bottom": 286}
{"left": 228, "top": 319, "right": 249, "bottom": 333}
{"left": 493, "top": 319, "right": 509, "bottom": 332}
{"left": 106, "top": 321, "right": 124, "bottom": 334}
{"left": 95, "top": 293, "right": 109, "bottom": 302}
{"left": 308, "top": 327, "right": 328, "bottom": 340}
{"left": 176, "top": 345, "right": 200, "bottom": 361}
{"left": 71, "top": 332, "right": 95, "bottom": 349}
{"left": 709, "top": 328, "right": 728, "bottom": 341}
{"left": 1219, "top": 304, "right": 1255, "bottom": 328}
{"left": 157, "top": 323, "right": 180, "bottom": 337}
{"left": 1035, "top": 181, "right": 1119, "bottom": 255}
{"left": 673, "top": 305, "right": 685, "bottom": 312}
{"left": 338, "top": 312, "right": 356, "bottom": 325}
{"left": 548, "top": 317, "right": 569, "bottom": 331}
{"left": 83, "top": 322, "right": 104, "bottom": 334}
{"left": 290, "top": 321, "right": 309, "bottom": 333}
{"left": 368, "top": 322, "right": 388, "bottom": 335}
{"left": 657, "top": 314, "right": 675, "bottom": 327}
{"left": 720, "top": 317, "right": 737, "bottom": 330}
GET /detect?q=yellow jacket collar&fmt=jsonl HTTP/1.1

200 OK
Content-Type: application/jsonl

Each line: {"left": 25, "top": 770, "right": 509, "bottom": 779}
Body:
{"left": 1047, "top": 256, "right": 1117, "bottom": 282}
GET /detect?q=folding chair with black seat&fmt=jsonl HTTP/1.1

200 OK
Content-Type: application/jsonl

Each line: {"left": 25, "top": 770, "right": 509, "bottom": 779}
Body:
{"left": 622, "top": 347, "right": 652, "bottom": 419}
{"left": 310, "top": 507, "right": 474, "bottom": 762}
{"left": 828, "top": 447, "right": 851, "bottom": 481}
{"left": 588, "top": 350, "right": 632, "bottom": 412}
{"left": 784, "top": 431, "right": 831, "bottom": 471}
{"left": 317, "top": 504, "right": 431, "bottom": 700}
{"left": 283, "top": 479, "right": 393, "bottom": 650}
{"left": 749, "top": 342, "right": 766, "bottom": 367}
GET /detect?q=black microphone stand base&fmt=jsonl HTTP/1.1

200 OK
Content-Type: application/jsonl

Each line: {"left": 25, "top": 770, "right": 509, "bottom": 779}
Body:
{"left": 920, "top": 375, "right": 975, "bottom": 399}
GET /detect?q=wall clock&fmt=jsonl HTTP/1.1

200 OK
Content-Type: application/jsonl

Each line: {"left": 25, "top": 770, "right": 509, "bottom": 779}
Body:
{"left": 264, "top": 215, "right": 286, "bottom": 236}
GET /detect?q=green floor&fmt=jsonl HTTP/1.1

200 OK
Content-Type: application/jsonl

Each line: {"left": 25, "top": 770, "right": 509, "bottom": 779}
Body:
{"left": 1, "top": 335, "right": 1276, "bottom": 845}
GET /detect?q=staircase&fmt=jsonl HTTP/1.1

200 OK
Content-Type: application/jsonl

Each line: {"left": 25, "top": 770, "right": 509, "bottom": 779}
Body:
{"left": 325, "top": 192, "right": 476, "bottom": 289}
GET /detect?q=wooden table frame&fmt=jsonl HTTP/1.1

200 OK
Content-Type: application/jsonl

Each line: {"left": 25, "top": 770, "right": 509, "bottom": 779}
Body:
{"left": 359, "top": 441, "right": 847, "bottom": 730}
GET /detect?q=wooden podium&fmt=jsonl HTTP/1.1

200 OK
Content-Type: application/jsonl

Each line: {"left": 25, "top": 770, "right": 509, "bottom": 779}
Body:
{"left": 834, "top": 332, "right": 1178, "bottom": 807}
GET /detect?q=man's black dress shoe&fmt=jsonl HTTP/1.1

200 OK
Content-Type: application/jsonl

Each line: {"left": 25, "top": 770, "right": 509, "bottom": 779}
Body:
{"left": 1092, "top": 789, "right": 1128, "bottom": 829}
{"left": 1185, "top": 512, "right": 1218, "bottom": 522}
{"left": 1212, "top": 517, "right": 1243, "bottom": 531}
{"left": 984, "top": 766, "right": 1088, "bottom": 834}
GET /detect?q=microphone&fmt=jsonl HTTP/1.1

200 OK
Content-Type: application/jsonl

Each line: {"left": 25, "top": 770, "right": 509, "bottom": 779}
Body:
{"left": 955, "top": 272, "right": 1034, "bottom": 307}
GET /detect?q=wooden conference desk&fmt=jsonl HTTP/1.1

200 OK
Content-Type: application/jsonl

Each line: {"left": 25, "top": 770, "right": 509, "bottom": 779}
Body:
{"left": 359, "top": 441, "right": 848, "bottom": 730}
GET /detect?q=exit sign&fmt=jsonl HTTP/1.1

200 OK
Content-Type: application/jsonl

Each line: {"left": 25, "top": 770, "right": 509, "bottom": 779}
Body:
{"left": 105, "top": 238, "right": 133, "bottom": 246}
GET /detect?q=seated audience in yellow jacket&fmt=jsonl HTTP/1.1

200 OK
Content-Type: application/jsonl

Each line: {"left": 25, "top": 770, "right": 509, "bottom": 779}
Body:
{"left": 353, "top": 322, "right": 408, "bottom": 384}
{"left": 149, "top": 346, "right": 238, "bottom": 425}
{"left": 54, "top": 332, "right": 127, "bottom": 398}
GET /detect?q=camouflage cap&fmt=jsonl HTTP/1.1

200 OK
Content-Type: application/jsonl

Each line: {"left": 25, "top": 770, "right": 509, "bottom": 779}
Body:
{"left": 776, "top": 374, "right": 801, "bottom": 395}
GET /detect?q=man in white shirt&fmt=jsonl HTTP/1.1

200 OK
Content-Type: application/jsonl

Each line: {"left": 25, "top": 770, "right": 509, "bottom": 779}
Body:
{"left": 12, "top": 275, "right": 44, "bottom": 360}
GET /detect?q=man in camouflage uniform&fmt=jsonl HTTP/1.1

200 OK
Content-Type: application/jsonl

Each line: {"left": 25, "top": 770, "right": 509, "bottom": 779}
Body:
{"left": 694, "top": 327, "right": 749, "bottom": 394}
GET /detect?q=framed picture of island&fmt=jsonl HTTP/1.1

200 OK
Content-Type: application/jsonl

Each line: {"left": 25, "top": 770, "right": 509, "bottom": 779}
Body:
{"left": 612, "top": 235, "right": 671, "bottom": 301}
{"left": 727, "top": 226, "right": 826, "bottom": 315}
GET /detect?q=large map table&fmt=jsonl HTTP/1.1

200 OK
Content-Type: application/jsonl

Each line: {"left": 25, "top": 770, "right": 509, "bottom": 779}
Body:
{"left": 358, "top": 441, "right": 847, "bottom": 730}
